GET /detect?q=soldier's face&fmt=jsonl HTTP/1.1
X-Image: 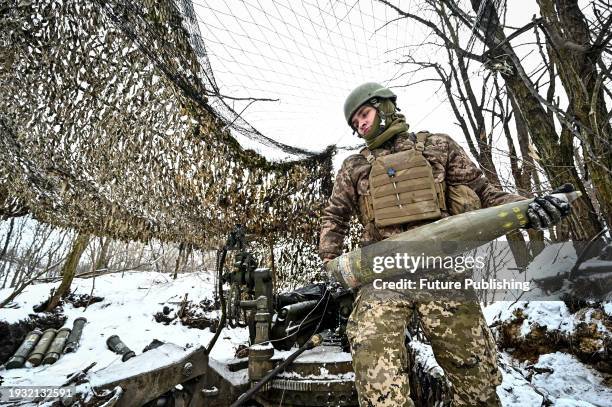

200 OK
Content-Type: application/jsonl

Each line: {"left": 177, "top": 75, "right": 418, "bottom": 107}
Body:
{"left": 351, "top": 105, "right": 377, "bottom": 137}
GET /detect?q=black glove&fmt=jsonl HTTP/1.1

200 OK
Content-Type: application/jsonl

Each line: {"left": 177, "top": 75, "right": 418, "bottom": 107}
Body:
{"left": 526, "top": 184, "right": 574, "bottom": 229}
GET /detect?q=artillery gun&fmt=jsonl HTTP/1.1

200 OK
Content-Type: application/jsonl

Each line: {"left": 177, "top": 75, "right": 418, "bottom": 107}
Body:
{"left": 217, "top": 224, "right": 354, "bottom": 351}
{"left": 29, "top": 191, "right": 589, "bottom": 406}
{"left": 210, "top": 224, "right": 359, "bottom": 406}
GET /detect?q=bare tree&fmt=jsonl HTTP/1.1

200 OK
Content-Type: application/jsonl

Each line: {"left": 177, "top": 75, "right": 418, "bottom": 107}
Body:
{"left": 380, "top": 0, "right": 538, "bottom": 266}
{"left": 460, "top": 0, "right": 609, "bottom": 239}
{"left": 536, "top": 0, "right": 612, "bottom": 226}
{"left": 378, "top": 0, "right": 609, "bottom": 248}
{"left": 0, "top": 217, "right": 71, "bottom": 288}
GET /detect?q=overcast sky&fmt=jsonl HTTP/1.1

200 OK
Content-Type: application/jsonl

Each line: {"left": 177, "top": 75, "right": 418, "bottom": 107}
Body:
{"left": 191, "top": 0, "right": 541, "bottom": 168}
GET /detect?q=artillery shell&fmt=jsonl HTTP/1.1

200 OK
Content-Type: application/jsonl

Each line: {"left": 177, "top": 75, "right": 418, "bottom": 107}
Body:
{"left": 27, "top": 328, "right": 57, "bottom": 367}
{"left": 42, "top": 327, "right": 71, "bottom": 365}
{"left": 6, "top": 329, "right": 42, "bottom": 369}
{"left": 106, "top": 335, "right": 136, "bottom": 362}
{"left": 327, "top": 191, "right": 582, "bottom": 288}
{"left": 64, "top": 317, "right": 87, "bottom": 353}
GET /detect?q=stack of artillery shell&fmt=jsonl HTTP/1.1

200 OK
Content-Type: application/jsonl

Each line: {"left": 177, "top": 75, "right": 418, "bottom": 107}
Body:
{"left": 6, "top": 329, "right": 43, "bottom": 369}
{"left": 27, "top": 328, "right": 57, "bottom": 367}
{"left": 42, "top": 327, "right": 71, "bottom": 365}
{"left": 63, "top": 317, "right": 87, "bottom": 353}
{"left": 5, "top": 318, "right": 88, "bottom": 369}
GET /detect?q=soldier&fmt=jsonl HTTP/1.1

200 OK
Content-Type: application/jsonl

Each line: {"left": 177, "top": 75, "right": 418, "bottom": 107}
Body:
{"left": 320, "top": 82, "right": 571, "bottom": 406}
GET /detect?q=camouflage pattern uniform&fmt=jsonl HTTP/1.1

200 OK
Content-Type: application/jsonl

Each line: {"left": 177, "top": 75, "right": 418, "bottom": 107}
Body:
{"left": 320, "top": 132, "right": 525, "bottom": 406}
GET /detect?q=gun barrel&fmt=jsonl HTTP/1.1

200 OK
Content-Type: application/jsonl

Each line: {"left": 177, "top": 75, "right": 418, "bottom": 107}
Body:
{"left": 278, "top": 299, "right": 320, "bottom": 321}
{"left": 327, "top": 192, "right": 582, "bottom": 288}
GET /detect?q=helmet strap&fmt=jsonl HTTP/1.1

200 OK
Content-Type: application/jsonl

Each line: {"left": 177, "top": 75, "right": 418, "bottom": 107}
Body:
{"left": 369, "top": 98, "right": 387, "bottom": 131}
{"left": 361, "top": 98, "right": 408, "bottom": 149}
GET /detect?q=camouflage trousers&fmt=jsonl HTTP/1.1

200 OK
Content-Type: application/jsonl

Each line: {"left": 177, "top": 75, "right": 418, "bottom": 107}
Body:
{"left": 346, "top": 286, "right": 502, "bottom": 406}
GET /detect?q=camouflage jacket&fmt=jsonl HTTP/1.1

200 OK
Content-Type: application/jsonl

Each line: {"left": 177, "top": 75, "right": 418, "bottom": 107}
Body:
{"left": 319, "top": 131, "right": 526, "bottom": 260}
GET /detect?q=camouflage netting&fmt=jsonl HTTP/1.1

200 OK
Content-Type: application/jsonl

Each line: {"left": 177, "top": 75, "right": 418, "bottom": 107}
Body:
{"left": 0, "top": 0, "right": 340, "bottom": 277}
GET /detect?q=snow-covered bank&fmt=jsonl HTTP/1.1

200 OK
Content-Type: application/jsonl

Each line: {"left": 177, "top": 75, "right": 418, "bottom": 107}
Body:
{"left": 0, "top": 271, "right": 246, "bottom": 389}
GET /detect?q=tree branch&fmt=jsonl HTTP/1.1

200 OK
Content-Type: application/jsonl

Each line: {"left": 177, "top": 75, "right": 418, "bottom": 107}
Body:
{"left": 591, "top": 12, "right": 612, "bottom": 52}
{"left": 0, "top": 257, "right": 66, "bottom": 308}
{"left": 376, "top": 0, "right": 484, "bottom": 62}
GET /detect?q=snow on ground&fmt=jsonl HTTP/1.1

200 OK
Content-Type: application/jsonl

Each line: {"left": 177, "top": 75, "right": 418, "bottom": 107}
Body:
{"left": 497, "top": 352, "right": 545, "bottom": 406}
{"left": 1, "top": 269, "right": 611, "bottom": 406}
{"left": 497, "top": 351, "right": 612, "bottom": 407}
{"left": 605, "top": 302, "right": 612, "bottom": 317}
{"left": 484, "top": 300, "right": 578, "bottom": 336}
{"left": 531, "top": 352, "right": 612, "bottom": 406}
{"left": 484, "top": 296, "right": 610, "bottom": 340}
{"left": 483, "top": 296, "right": 612, "bottom": 406}
{"left": 0, "top": 271, "right": 248, "bottom": 389}
{"left": 483, "top": 241, "right": 611, "bottom": 338}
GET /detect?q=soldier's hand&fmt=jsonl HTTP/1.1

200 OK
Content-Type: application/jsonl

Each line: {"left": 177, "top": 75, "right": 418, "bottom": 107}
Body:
{"left": 526, "top": 185, "right": 573, "bottom": 230}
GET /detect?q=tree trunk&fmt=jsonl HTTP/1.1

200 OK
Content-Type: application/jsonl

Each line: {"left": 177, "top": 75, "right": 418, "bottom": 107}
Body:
{"left": 95, "top": 237, "right": 111, "bottom": 272}
{"left": 173, "top": 242, "right": 185, "bottom": 279}
{"left": 537, "top": 0, "right": 612, "bottom": 228}
{"left": 45, "top": 231, "right": 90, "bottom": 311}
{"left": 509, "top": 95, "right": 537, "bottom": 196}
{"left": 510, "top": 96, "right": 546, "bottom": 257}
{"left": 468, "top": 0, "right": 604, "bottom": 241}
{"left": 3, "top": 220, "right": 24, "bottom": 288}
{"left": 0, "top": 218, "right": 14, "bottom": 262}
{"left": 10, "top": 257, "right": 25, "bottom": 288}
{"left": 0, "top": 218, "right": 15, "bottom": 288}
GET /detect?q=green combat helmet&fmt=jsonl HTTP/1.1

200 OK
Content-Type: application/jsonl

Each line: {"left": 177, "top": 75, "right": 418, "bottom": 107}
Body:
{"left": 344, "top": 82, "right": 396, "bottom": 128}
